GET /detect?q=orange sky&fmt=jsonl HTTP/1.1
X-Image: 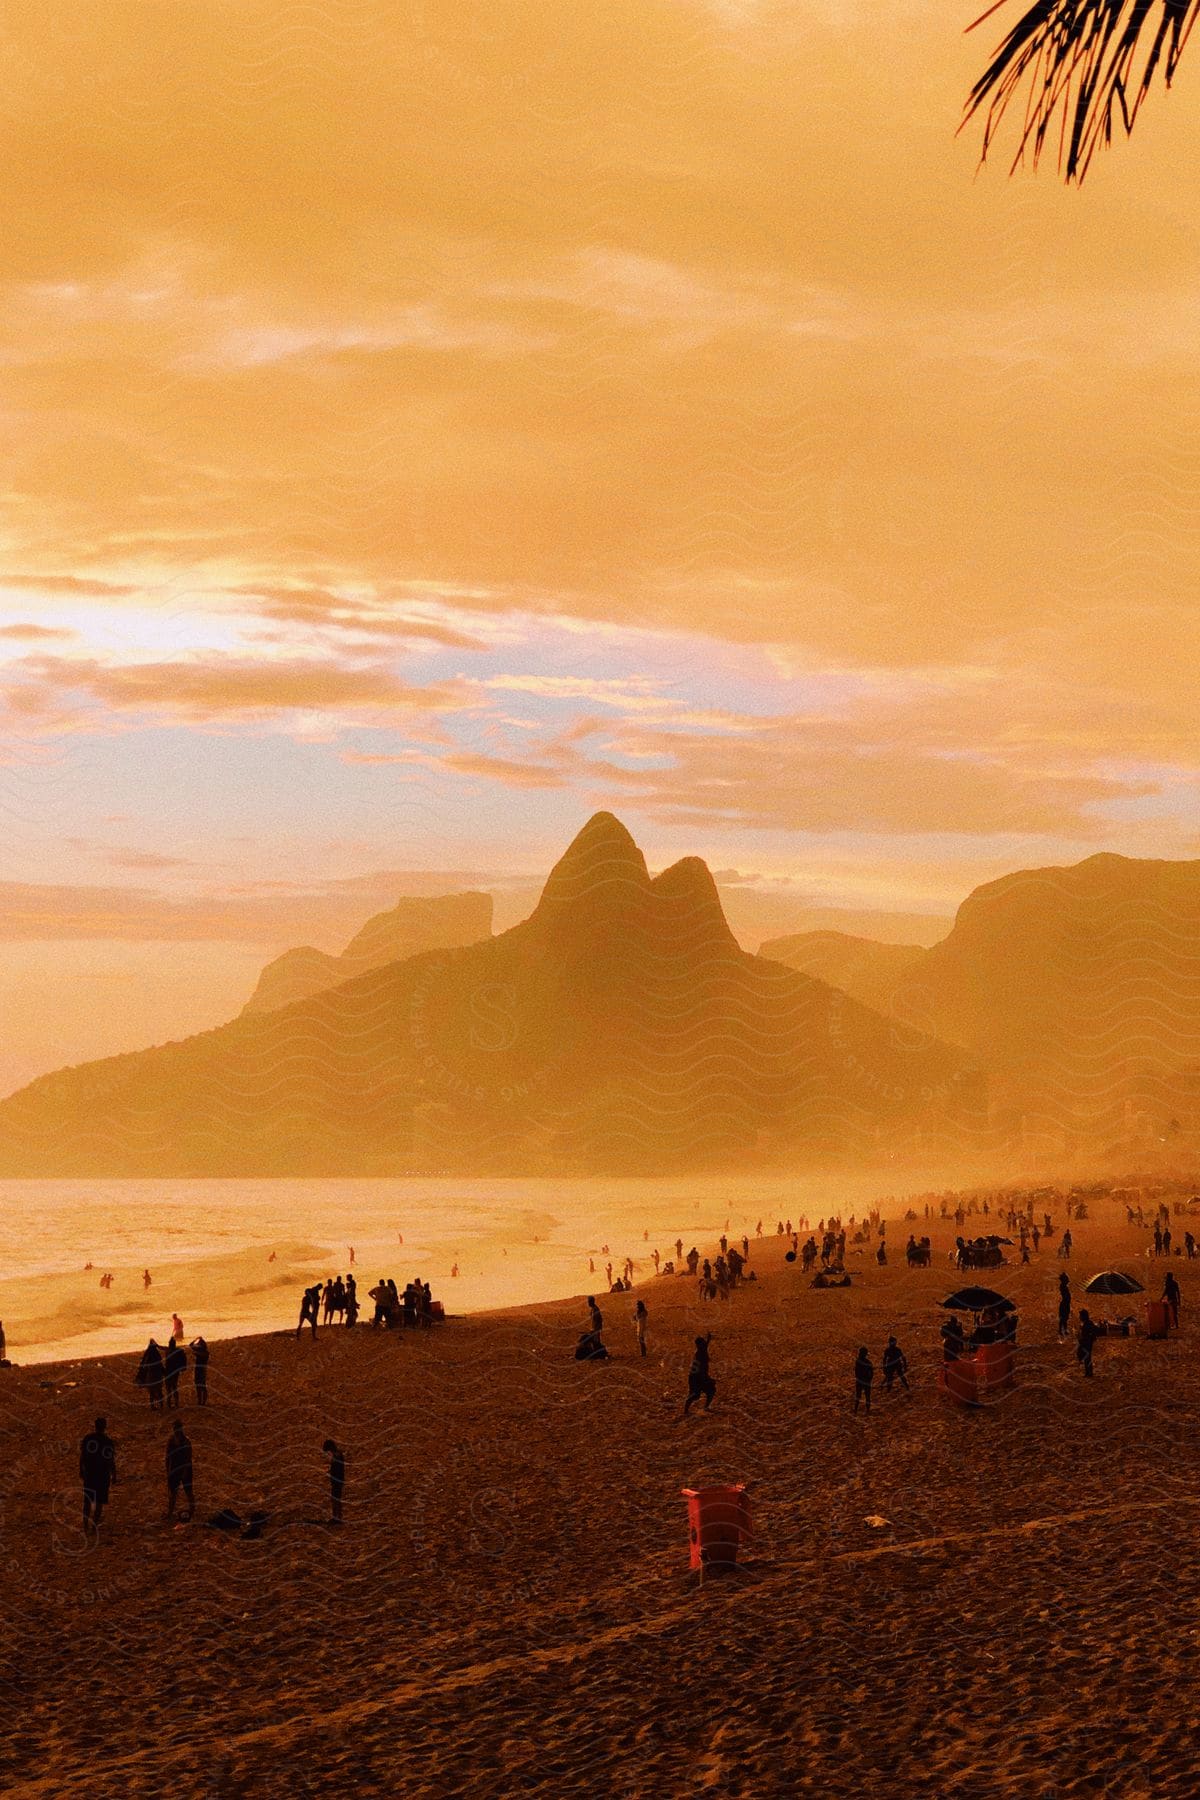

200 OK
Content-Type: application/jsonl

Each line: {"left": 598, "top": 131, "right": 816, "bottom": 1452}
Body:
{"left": 3, "top": 0, "right": 1200, "bottom": 1089}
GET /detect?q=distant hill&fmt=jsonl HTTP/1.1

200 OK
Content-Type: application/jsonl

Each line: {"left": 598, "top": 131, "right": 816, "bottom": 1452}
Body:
{"left": 241, "top": 892, "right": 493, "bottom": 1016}
{"left": 879, "top": 854, "right": 1200, "bottom": 1148}
{"left": 759, "top": 931, "right": 926, "bottom": 1016}
{"left": 0, "top": 813, "right": 979, "bottom": 1176}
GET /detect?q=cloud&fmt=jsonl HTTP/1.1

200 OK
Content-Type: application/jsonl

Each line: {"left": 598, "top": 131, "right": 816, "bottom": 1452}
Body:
{"left": 0, "top": 622, "right": 78, "bottom": 641}
{"left": 7, "top": 653, "right": 465, "bottom": 727}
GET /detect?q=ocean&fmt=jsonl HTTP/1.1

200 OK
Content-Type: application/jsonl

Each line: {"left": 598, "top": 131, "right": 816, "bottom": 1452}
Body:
{"left": 0, "top": 1170, "right": 952, "bottom": 1365}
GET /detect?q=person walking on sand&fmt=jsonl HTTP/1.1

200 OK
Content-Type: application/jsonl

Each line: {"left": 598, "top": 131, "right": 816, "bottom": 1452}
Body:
{"left": 633, "top": 1299, "right": 648, "bottom": 1357}
{"left": 165, "top": 1420, "right": 194, "bottom": 1522}
{"left": 79, "top": 1416, "right": 116, "bottom": 1532}
{"left": 137, "top": 1339, "right": 165, "bottom": 1411}
{"left": 1058, "top": 1273, "right": 1072, "bottom": 1340}
{"left": 190, "top": 1336, "right": 209, "bottom": 1405}
{"left": 1077, "top": 1309, "right": 1101, "bottom": 1378}
{"left": 163, "top": 1336, "right": 186, "bottom": 1409}
{"left": 683, "top": 1334, "right": 715, "bottom": 1415}
{"left": 323, "top": 1439, "right": 345, "bottom": 1524}
{"left": 1163, "top": 1270, "right": 1181, "bottom": 1330}
{"left": 1060, "top": 1229, "right": 1072, "bottom": 1261}
{"left": 854, "top": 1346, "right": 874, "bottom": 1414}
{"left": 882, "top": 1336, "right": 909, "bottom": 1395}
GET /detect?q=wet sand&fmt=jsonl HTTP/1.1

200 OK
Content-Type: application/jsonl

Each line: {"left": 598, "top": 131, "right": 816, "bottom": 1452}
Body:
{"left": 0, "top": 1195, "right": 1194, "bottom": 1799}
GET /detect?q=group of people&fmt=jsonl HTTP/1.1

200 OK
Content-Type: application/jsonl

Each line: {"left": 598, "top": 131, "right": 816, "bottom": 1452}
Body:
{"left": 77, "top": 1416, "right": 345, "bottom": 1531}
{"left": 136, "top": 1334, "right": 209, "bottom": 1408}
{"left": 294, "top": 1273, "right": 443, "bottom": 1335}
{"left": 574, "top": 1294, "right": 652, "bottom": 1361}
{"left": 853, "top": 1337, "right": 911, "bottom": 1413}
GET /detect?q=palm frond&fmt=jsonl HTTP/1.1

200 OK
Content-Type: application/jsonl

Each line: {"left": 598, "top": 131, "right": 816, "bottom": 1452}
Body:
{"left": 963, "top": 0, "right": 1200, "bottom": 180}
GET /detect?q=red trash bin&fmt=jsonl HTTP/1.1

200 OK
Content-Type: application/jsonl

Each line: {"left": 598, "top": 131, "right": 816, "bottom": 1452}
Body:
{"left": 976, "top": 1342, "right": 1015, "bottom": 1397}
{"left": 681, "top": 1485, "right": 751, "bottom": 1571}
{"left": 938, "top": 1355, "right": 978, "bottom": 1406}
{"left": 1145, "top": 1299, "right": 1169, "bottom": 1339}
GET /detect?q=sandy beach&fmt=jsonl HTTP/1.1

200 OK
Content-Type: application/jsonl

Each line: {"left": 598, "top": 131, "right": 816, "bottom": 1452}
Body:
{"left": 0, "top": 1187, "right": 1195, "bottom": 1798}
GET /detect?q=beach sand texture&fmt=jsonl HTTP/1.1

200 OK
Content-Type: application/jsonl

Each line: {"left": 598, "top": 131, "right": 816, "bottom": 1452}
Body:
{"left": 0, "top": 1197, "right": 1193, "bottom": 1799}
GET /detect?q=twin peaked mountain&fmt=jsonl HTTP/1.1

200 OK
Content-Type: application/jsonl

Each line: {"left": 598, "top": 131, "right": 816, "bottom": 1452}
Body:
{"left": 0, "top": 814, "right": 976, "bottom": 1176}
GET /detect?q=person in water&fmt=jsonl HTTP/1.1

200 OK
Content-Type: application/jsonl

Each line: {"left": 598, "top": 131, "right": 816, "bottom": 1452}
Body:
{"left": 79, "top": 1417, "right": 117, "bottom": 1532}
{"left": 683, "top": 1333, "right": 715, "bottom": 1414}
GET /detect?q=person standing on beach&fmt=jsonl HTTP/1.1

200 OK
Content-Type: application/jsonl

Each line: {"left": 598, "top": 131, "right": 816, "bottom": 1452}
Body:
{"left": 171, "top": 1312, "right": 184, "bottom": 1341}
{"left": 323, "top": 1439, "right": 345, "bottom": 1524}
{"left": 137, "top": 1339, "right": 165, "bottom": 1411}
{"left": 165, "top": 1420, "right": 194, "bottom": 1522}
{"left": 79, "top": 1417, "right": 116, "bottom": 1532}
{"left": 344, "top": 1273, "right": 359, "bottom": 1327}
{"left": 683, "top": 1333, "right": 715, "bottom": 1415}
{"left": 853, "top": 1347, "right": 874, "bottom": 1414}
{"left": 882, "top": 1336, "right": 909, "bottom": 1395}
{"left": 633, "top": 1299, "right": 648, "bottom": 1357}
{"left": 1058, "top": 1273, "right": 1072, "bottom": 1339}
{"left": 587, "top": 1295, "right": 604, "bottom": 1340}
{"left": 1163, "top": 1270, "right": 1181, "bottom": 1330}
{"left": 163, "top": 1337, "right": 187, "bottom": 1409}
{"left": 191, "top": 1336, "right": 209, "bottom": 1405}
{"left": 297, "top": 1284, "right": 321, "bottom": 1338}
{"left": 1077, "top": 1309, "right": 1100, "bottom": 1378}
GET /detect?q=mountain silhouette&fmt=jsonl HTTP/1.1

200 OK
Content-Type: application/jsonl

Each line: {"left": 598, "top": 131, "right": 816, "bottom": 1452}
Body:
{"left": 760, "top": 931, "right": 927, "bottom": 1017}
{"left": 841, "top": 853, "right": 1200, "bottom": 1151}
{"left": 0, "top": 813, "right": 980, "bottom": 1176}
{"left": 241, "top": 891, "right": 493, "bottom": 1016}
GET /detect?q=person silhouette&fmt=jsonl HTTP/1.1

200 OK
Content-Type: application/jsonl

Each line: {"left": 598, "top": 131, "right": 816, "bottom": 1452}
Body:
{"left": 683, "top": 1334, "right": 715, "bottom": 1414}
{"left": 137, "top": 1339, "right": 165, "bottom": 1410}
{"left": 190, "top": 1336, "right": 209, "bottom": 1405}
{"left": 163, "top": 1336, "right": 187, "bottom": 1409}
{"left": 323, "top": 1439, "right": 345, "bottom": 1524}
{"left": 165, "top": 1420, "right": 194, "bottom": 1522}
{"left": 79, "top": 1417, "right": 116, "bottom": 1531}
{"left": 882, "top": 1336, "right": 909, "bottom": 1394}
{"left": 854, "top": 1346, "right": 875, "bottom": 1414}
{"left": 1077, "top": 1309, "right": 1100, "bottom": 1378}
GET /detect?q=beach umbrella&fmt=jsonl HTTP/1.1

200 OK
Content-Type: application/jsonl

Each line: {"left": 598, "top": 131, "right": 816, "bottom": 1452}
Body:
{"left": 940, "top": 1287, "right": 1015, "bottom": 1314}
{"left": 1084, "top": 1271, "right": 1144, "bottom": 1297}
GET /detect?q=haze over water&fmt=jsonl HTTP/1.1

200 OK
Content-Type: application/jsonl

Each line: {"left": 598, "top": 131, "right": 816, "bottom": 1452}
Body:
{"left": 0, "top": 1169, "right": 982, "bottom": 1365}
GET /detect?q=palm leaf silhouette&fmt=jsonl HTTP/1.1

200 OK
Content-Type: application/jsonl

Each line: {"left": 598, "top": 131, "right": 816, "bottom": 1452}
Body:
{"left": 964, "top": 0, "right": 1200, "bottom": 179}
